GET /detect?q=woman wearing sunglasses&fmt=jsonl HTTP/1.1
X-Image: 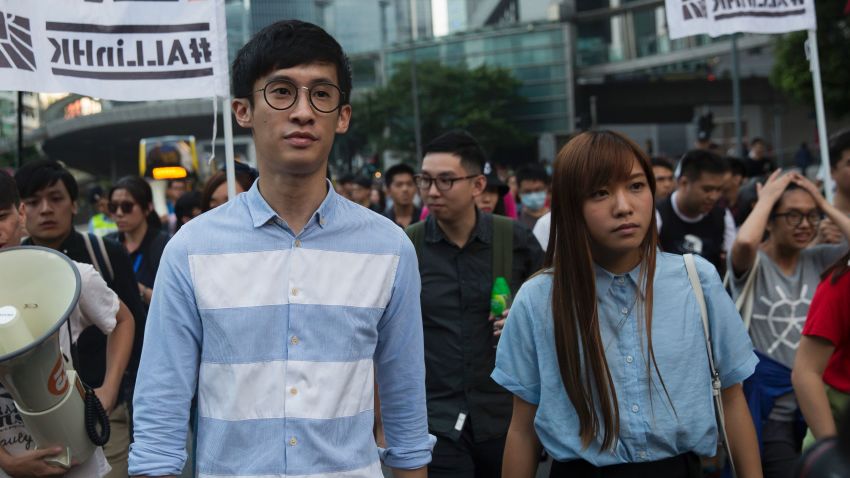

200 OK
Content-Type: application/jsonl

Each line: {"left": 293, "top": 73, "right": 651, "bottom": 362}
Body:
{"left": 106, "top": 176, "right": 169, "bottom": 307}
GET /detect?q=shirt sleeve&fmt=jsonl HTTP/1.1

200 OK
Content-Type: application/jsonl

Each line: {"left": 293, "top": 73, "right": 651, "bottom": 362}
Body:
{"left": 491, "top": 281, "right": 542, "bottom": 404}
{"left": 75, "top": 262, "right": 119, "bottom": 338}
{"left": 696, "top": 256, "right": 759, "bottom": 388}
{"left": 374, "top": 234, "right": 435, "bottom": 470}
{"left": 128, "top": 236, "right": 202, "bottom": 477}
{"left": 803, "top": 275, "right": 848, "bottom": 346}
{"left": 722, "top": 209, "right": 737, "bottom": 252}
{"left": 532, "top": 213, "right": 550, "bottom": 252}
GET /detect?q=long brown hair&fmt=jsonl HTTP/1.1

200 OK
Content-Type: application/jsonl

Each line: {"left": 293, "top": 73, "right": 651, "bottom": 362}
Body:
{"left": 545, "top": 130, "right": 669, "bottom": 450}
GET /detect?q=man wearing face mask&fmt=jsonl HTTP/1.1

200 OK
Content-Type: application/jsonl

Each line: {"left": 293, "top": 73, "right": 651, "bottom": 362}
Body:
{"left": 516, "top": 164, "right": 550, "bottom": 230}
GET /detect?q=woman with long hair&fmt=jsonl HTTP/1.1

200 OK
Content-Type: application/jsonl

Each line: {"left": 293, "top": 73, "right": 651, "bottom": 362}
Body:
{"left": 106, "top": 176, "right": 169, "bottom": 307}
{"left": 493, "top": 130, "right": 762, "bottom": 477}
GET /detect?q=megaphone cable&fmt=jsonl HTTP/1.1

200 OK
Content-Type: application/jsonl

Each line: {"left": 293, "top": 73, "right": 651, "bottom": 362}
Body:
{"left": 83, "top": 386, "right": 111, "bottom": 446}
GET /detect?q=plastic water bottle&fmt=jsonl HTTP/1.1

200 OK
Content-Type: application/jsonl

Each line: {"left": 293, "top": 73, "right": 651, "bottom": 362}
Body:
{"left": 490, "top": 277, "right": 511, "bottom": 348}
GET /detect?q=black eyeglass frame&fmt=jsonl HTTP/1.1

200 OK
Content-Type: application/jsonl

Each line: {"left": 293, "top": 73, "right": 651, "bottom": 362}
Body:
{"left": 251, "top": 79, "right": 347, "bottom": 114}
{"left": 414, "top": 174, "right": 481, "bottom": 192}
{"left": 772, "top": 210, "right": 823, "bottom": 227}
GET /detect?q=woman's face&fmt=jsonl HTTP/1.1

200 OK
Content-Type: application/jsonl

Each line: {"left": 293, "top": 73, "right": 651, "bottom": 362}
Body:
{"left": 476, "top": 187, "right": 500, "bottom": 213}
{"left": 110, "top": 189, "right": 147, "bottom": 234}
{"left": 209, "top": 182, "right": 245, "bottom": 210}
{"left": 582, "top": 158, "right": 654, "bottom": 259}
{"left": 767, "top": 189, "right": 819, "bottom": 251}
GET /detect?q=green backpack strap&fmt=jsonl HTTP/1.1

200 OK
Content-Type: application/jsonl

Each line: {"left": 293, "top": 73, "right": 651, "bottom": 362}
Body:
{"left": 405, "top": 221, "right": 426, "bottom": 266}
{"left": 491, "top": 214, "right": 514, "bottom": 292}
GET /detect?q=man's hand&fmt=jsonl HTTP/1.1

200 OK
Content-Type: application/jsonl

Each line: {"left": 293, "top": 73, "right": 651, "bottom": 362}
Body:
{"left": 0, "top": 447, "right": 67, "bottom": 478}
{"left": 814, "top": 218, "right": 843, "bottom": 245}
{"left": 94, "top": 386, "right": 117, "bottom": 415}
{"left": 489, "top": 310, "right": 509, "bottom": 337}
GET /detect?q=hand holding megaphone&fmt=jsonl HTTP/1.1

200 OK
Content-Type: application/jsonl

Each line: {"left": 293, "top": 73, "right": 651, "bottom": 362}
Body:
{"left": 0, "top": 446, "right": 68, "bottom": 477}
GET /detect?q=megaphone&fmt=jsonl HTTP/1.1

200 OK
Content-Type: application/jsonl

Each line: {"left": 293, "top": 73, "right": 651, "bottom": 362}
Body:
{"left": 0, "top": 246, "right": 98, "bottom": 468}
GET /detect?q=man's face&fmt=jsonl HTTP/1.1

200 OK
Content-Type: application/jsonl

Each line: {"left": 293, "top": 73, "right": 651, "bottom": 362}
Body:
{"left": 22, "top": 181, "right": 77, "bottom": 246}
{"left": 723, "top": 172, "right": 743, "bottom": 203}
{"left": 750, "top": 142, "right": 766, "bottom": 159}
{"left": 652, "top": 166, "right": 674, "bottom": 200}
{"left": 387, "top": 173, "right": 415, "bottom": 207}
{"left": 767, "top": 189, "right": 819, "bottom": 251}
{"left": 349, "top": 184, "right": 370, "bottom": 205}
{"left": 167, "top": 181, "right": 187, "bottom": 202}
{"left": 831, "top": 148, "right": 850, "bottom": 197}
{"left": 420, "top": 153, "right": 484, "bottom": 223}
{"left": 0, "top": 204, "right": 25, "bottom": 249}
{"left": 678, "top": 172, "right": 725, "bottom": 215}
{"left": 232, "top": 62, "right": 351, "bottom": 177}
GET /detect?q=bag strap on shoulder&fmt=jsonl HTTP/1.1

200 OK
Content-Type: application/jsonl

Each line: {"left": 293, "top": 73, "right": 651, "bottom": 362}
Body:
{"left": 491, "top": 214, "right": 514, "bottom": 290}
{"left": 405, "top": 221, "right": 425, "bottom": 268}
{"left": 82, "top": 233, "right": 114, "bottom": 284}
{"left": 684, "top": 254, "right": 737, "bottom": 478}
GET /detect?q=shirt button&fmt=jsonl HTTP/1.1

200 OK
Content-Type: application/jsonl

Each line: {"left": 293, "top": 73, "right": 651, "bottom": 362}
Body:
{"left": 621, "top": 307, "right": 629, "bottom": 315}
{"left": 631, "top": 404, "right": 639, "bottom": 413}
{"left": 638, "top": 451, "right": 647, "bottom": 459}
{"left": 290, "top": 387, "right": 298, "bottom": 396}
{"left": 294, "top": 239, "right": 302, "bottom": 248}
{"left": 320, "top": 218, "right": 327, "bottom": 226}
{"left": 289, "top": 437, "right": 297, "bottom": 446}
{"left": 626, "top": 355, "right": 634, "bottom": 363}
{"left": 291, "top": 288, "right": 299, "bottom": 296}
{"left": 617, "top": 277, "right": 625, "bottom": 284}
{"left": 291, "top": 336, "right": 299, "bottom": 345}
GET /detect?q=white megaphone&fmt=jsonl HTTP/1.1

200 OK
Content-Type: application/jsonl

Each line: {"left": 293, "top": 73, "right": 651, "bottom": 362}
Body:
{"left": 0, "top": 246, "right": 98, "bottom": 468}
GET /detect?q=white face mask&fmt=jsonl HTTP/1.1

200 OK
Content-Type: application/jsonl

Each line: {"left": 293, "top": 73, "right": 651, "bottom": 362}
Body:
{"left": 520, "top": 191, "right": 547, "bottom": 211}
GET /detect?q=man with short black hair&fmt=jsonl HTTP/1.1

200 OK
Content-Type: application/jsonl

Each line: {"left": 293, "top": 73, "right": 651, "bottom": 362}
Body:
{"left": 515, "top": 164, "right": 550, "bottom": 229}
{"left": 651, "top": 157, "right": 675, "bottom": 201}
{"left": 13, "top": 160, "right": 144, "bottom": 478}
{"left": 744, "top": 137, "right": 775, "bottom": 178}
{"left": 129, "top": 20, "right": 432, "bottom": 478}
{"left": 408, "top": 130, "right": 543, "bottom": 478}
{"left": 383, "top": 163, "right": 421, "bottom": 228}
{"left": 657, "top": 149, "right": 736, "bottom": 273}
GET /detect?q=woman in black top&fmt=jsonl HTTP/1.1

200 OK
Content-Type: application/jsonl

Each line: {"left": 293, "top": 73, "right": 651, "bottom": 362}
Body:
{"left": 106, "top": 176, "right": 169, "bottom": 307}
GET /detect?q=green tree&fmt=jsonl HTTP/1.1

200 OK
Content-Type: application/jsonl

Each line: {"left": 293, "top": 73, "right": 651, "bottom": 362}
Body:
{"left": 347, "top": 61, "right": 533, "bottom": 163}
{"left": 770, "top": 0, "right": 850, "bottom": 118}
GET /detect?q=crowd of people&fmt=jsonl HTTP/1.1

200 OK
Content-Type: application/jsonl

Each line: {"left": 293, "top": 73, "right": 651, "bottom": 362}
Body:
{"left": 0, "top": 18, "right": 848, "bottom": 478}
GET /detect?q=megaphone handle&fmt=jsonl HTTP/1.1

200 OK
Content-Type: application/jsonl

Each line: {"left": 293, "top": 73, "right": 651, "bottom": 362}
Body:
{"left": 43, "top": 446, "right": 73, "bottom": 469}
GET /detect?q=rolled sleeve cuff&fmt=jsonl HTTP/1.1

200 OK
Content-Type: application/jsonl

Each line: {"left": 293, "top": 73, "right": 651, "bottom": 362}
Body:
{"left": 128, "top": 443, "right": 186, "bottom": 477}
{"left": 720, "top": 350, "right": 759, "bottom": 389}
{"left": 491, "top": 368, "right": 540, "bottom": 405}
{"left": 379, "top": 434, "right": 436, "bottom": 470}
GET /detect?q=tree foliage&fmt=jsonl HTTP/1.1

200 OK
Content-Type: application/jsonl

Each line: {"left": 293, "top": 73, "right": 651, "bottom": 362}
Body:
{"left": 345, "top": 61, "right": 533, "bottom": 163}
{"left": 770, "top": 0, "right": 850, "bottom": 118}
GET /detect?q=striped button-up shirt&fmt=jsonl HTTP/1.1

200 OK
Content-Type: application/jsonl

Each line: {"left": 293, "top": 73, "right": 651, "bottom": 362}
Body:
{"left": 128, "top": 181, "right": 434, "bottom": 477}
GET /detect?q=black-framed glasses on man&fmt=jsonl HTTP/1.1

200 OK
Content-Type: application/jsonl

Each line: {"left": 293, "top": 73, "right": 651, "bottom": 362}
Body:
{"left": 773, "top": 210, "right": 823, "bottom": 227}
{"left": 414, "top": 174, "right": 480, "bottom": 191}
{"left": 252, "top": 79, "right": 345, "bottom": 113}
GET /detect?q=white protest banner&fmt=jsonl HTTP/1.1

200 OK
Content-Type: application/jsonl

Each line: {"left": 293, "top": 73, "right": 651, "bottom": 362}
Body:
{"left": 666, "top": 0, "right": 816, "bottom": 39}
{"left": 0, "top": 0, "right": 229, "bottom": 101}
{"left": 666, "top": 0, "right": 712, "bottom": 40}
{"left": 707, "top": 0, "right": 815, "bottom": 37}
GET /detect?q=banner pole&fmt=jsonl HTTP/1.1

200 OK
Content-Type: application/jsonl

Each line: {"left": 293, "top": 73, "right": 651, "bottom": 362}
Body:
{"left": 731, "top": 34, "right": 743, "bottom": 156}
{"left": 222, "top": 96, "right": 237, "bottom": 199}
{"left": 807, "top": 29, "right": 833, "bottom": 203}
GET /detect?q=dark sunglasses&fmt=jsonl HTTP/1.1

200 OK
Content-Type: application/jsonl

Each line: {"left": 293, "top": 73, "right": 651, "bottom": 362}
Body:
{"left": 107, "top": 201, "right": 137, "bottom": 214}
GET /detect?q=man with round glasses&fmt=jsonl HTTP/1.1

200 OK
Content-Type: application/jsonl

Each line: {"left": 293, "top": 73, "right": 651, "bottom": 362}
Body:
{"left": 129, "top": 20, "right": 433, "bottom": 478}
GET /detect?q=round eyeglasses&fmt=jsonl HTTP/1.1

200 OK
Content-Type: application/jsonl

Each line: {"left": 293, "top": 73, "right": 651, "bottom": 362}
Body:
{"left": 772, "top": 210, "right": 823, "bottom": 227}
{"left": 254, "top": 79, "right": 345, "bottom": 113}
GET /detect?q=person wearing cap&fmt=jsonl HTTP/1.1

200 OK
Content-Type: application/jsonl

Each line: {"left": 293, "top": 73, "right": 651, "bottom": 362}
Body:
{"left": 87, "top": 185, "right": 118, "bottom": 238}
{"left": 475, "top": 163, "right": 509, "bottom": 215}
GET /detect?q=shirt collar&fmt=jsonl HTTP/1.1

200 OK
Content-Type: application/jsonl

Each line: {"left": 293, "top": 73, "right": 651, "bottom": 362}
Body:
{"left": 425, "top": 208, "right": 492, "bottom": 245}
{"left": 246, "top": 179, "right": 337, "bottom": 229}
{"left": 593, "top": 261, "right": 642, "bottom": 295}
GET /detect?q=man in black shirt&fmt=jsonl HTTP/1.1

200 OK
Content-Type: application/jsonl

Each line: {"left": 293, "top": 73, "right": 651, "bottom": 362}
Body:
{"left": 15, "top": 160, "right": 145, "bottom": 478}
{"left": 657, "top": 150, "right": 735, "bottom": 273}
{"left": 410, "top": 131, "right": 543, "bottom": 478}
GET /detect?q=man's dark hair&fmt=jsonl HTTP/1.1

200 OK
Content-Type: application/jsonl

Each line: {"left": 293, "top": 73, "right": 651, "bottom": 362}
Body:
{"left": 726, "top": 156, "right": 747, "bottom": 177}
{"left": 0, "top": 169, "right": 20, "bottom": 210}
{"left": 175, "top": 190, "right": 202, "bottom": 232}
{"left": 231, "top": 20, "right": 352, "bottom": 107}
{"left": 516, "top": 163, "right": 551, "bottom": 187}
{"left": 384, "top": 163, "right": 415, "bottom": 187}
{"left": 14, "top": 159, "right": 79, "bottom": 202}
{"left": 423, "top": 130, "right": 486, "bottom": 175}
{"left": 750, "top": 137, "right": 765, "bottom": 148}
{"left": 353, "top": 176, "right": 372, "bottom": 189}
{"left": 678, "top": 149, "right": 730, "bottom": 182}
{"left": 829, "top": 129, "right": 850, "bottom": 169}
{"left": 651, "top": 157, "right": 674, "bottom": 172}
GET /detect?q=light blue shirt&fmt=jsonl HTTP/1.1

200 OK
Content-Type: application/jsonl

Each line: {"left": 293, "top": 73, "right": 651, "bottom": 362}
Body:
{"left": 128, "top": 181, "right": 434, "bottom": 477}
{"left": 492, "top": 252, "right": 757, "bottom": 466}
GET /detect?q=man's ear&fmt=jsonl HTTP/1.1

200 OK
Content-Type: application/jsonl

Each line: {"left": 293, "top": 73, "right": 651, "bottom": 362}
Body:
{"left": 232, "top": 98, "right": 253, "bottom": 129}
{"left": 335, "top": 104, "right": 352, "bottom": 134}
{"left": 471, "top": 174, "right": 486, "bottom": 198}
{"left": 71, "top": 200, "right": 78, "bottom": 216}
